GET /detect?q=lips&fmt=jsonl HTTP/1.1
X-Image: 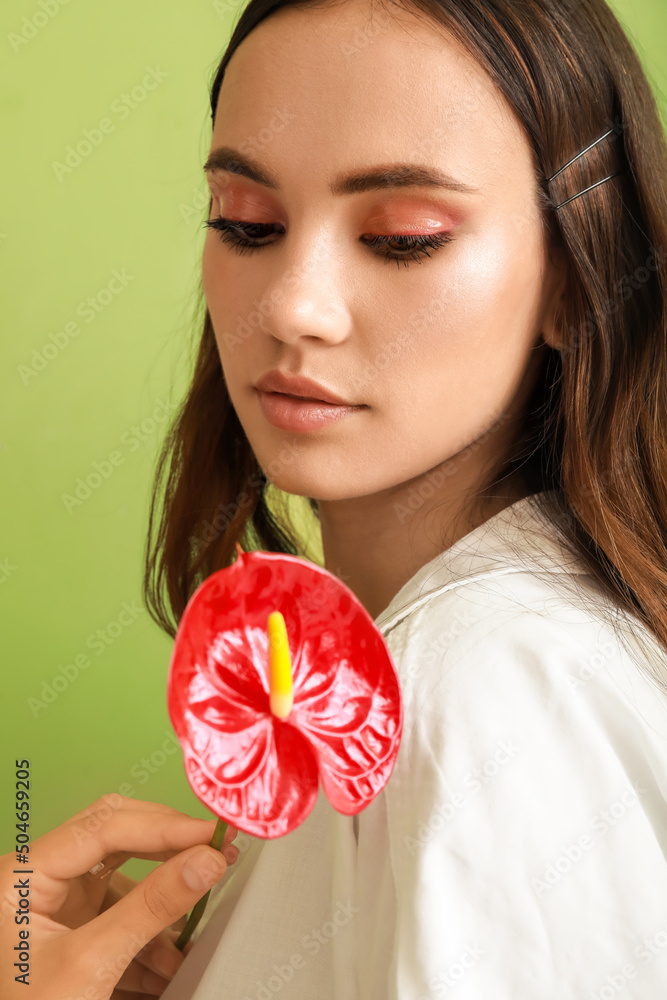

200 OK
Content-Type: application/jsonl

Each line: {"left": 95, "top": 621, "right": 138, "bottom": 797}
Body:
{"left": 255, "top": 370, "right": 354, "bottom": 406}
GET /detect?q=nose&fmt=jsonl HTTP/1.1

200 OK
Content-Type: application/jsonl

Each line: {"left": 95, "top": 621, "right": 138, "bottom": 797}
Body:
{"left": 258, "top": 238, "right": 353, "bottom": 347}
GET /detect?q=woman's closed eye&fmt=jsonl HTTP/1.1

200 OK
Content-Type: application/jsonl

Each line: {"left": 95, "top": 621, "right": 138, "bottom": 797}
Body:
{"left": 204, "top": 216, "right": 454, "bottom": 269}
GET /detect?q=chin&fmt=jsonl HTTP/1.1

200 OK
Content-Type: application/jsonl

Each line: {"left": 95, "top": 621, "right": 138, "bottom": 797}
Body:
{"left": 262, "top": 470, "right": 343, "bottom": 501}
{"left": 254, "top": 461, "right": 365, "bottom": 502}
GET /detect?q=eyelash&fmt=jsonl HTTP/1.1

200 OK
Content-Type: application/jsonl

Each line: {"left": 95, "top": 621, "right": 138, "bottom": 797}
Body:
{"left": 204, "top": 216, "right": 454, "bottom": 269}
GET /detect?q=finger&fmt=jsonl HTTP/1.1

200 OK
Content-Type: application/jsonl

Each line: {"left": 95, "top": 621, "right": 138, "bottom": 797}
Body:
{"left": 113, "top": 990, "right": 162, "bottom": 999}
{"left": 62, "top": 794, "right": 241, "bottom": 846}
{"left": 105, "top": 822, "right": 239, "bottom": 863}
{"left": 60, "top": 794, "right": 229, "bottom": 849}
{"left": 66, "top": 796, "right": 239, "bottom": 861}
{"left": 100, "top": 871, "right": 139, "bottom": 913}
{"left": 130, "top": 925, "right": 188, "bottom": 982}
{"left": 66, "top": 795, "right": 181, "bottom": 826}
{"left": 103, "top": 823, "right": 238, "bottom": 866}
{"left": 29, "top": 797, "right": 225, "bottom": 880}
{"left": 115, "top": 959, "right": 171, "bottom": 996}
{"left": 86, "top": 851, "right": 135, "bottom": 880}
{"left": 74, "top": 845, "right": 228, "bottom": 973}
{"left": 223, "top": 843, "right": 239, "bottom": 865}
{"left": 93, "top": 835, "right": 238, "bottom": 891}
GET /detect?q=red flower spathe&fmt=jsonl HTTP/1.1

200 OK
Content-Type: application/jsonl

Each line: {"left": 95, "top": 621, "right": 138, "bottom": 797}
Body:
{"left": 167, "top": 548, "right": 403, "bottom": 838}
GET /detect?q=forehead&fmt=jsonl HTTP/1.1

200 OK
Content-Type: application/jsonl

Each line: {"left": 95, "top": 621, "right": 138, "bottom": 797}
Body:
{"left": 213, "top": 0, "right": 534, "bottom": 197}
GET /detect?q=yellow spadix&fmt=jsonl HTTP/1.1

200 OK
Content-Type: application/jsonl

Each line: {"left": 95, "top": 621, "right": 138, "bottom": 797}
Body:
{"left": 267, "top": 611, "right": 293, "bottom": 719}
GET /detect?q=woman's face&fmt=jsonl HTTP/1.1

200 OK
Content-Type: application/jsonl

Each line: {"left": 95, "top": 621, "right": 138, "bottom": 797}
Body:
{"left": 202, "top": 0, "right": 566, "bottom": 502}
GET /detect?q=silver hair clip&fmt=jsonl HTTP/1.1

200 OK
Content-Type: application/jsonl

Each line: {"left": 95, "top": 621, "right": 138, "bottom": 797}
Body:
{"left": 546, "top": 121, "right": 627, "bottom": 210}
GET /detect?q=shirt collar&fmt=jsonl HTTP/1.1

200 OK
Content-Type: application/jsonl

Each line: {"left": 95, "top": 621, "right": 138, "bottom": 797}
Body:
{"left": 374, "top": 490, "right": 590, "bottom": 637}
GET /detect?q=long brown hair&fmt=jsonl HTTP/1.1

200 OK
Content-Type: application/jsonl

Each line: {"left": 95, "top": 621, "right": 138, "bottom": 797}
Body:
{"left": 143, "top": 0, "right": 667, "bottom": 691}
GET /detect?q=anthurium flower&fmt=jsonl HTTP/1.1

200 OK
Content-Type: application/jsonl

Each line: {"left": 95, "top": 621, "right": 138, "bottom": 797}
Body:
{"left": 167, "top": 544, "right": 403, "bottom": 840}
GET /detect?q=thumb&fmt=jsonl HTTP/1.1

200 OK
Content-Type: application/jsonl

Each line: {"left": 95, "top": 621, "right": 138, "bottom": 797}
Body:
{"left": 75, "top": 846, "right": 227, "bottom": 989}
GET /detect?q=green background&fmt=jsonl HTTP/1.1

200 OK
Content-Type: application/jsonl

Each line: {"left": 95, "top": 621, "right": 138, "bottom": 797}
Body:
{"left": 1, "top": 0, "right": 665, "bottom": 879}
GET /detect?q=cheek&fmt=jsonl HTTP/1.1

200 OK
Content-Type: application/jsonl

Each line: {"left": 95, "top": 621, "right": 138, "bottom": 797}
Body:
{"left": 376, "top": 227, "right": 545, "bottom": 426}
{"left": 202, "top": 241, "right": 251, "bottom": 362}
{"left": 202, "top": 238, "right": 224, "bottom": 309}
{"left": 202, "top": 247, "right": 241, "bottom": 396}
{"left": 412, "top": 224, "right": 544, "bottom": 366}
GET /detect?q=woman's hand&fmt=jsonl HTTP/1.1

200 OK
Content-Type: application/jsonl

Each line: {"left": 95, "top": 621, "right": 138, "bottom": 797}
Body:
{"left": 100, "top": 867, "right": 236, "bottom": 998}
{"left": 0, "top": 795, "right": 239, "bottom": 1000}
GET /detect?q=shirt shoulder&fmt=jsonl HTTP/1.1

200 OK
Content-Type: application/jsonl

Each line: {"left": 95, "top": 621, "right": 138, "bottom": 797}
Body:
{"left": 382, "top": 570, "right": 667, "bottom": 999}
{"left": 389, "top": 565, "right": 667, "bottom": 714}
{"left": 386, "top": 568, "right": 667, "bottom": 825}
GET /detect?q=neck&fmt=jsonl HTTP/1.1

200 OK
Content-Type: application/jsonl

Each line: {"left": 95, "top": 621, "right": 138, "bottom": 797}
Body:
{"left": 317, "top": 466, "right": 531, "bottom": 621}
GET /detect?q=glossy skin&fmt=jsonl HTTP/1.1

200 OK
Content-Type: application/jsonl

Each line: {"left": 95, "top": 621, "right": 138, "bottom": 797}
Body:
{"left": 202, "top": 0, "right": 567, "bottom": 619}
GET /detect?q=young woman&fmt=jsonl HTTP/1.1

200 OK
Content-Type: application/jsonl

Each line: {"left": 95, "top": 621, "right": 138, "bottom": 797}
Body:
{"left": 2, "top": 0, "right": 666, "bottom": 997}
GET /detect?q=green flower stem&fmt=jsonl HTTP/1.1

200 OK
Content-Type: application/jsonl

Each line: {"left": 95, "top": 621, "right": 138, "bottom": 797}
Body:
{"left": 175, "top": 818, "right": 229, "bottom": 951}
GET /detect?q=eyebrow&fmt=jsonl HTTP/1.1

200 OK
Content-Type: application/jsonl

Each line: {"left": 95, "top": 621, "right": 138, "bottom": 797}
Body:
{"left": 203, "top": 146, "right": 480, "bottom": 196}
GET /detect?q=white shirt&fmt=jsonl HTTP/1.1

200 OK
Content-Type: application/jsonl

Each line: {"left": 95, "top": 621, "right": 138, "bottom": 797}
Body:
{"left": 162, "top": 490, "right": 667, "bottom": 1000}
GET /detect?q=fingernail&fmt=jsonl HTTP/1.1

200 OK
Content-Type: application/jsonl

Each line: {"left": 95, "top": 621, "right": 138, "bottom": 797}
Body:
{"left": 182, "top": 854, "right": 226, "bottom": 892}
